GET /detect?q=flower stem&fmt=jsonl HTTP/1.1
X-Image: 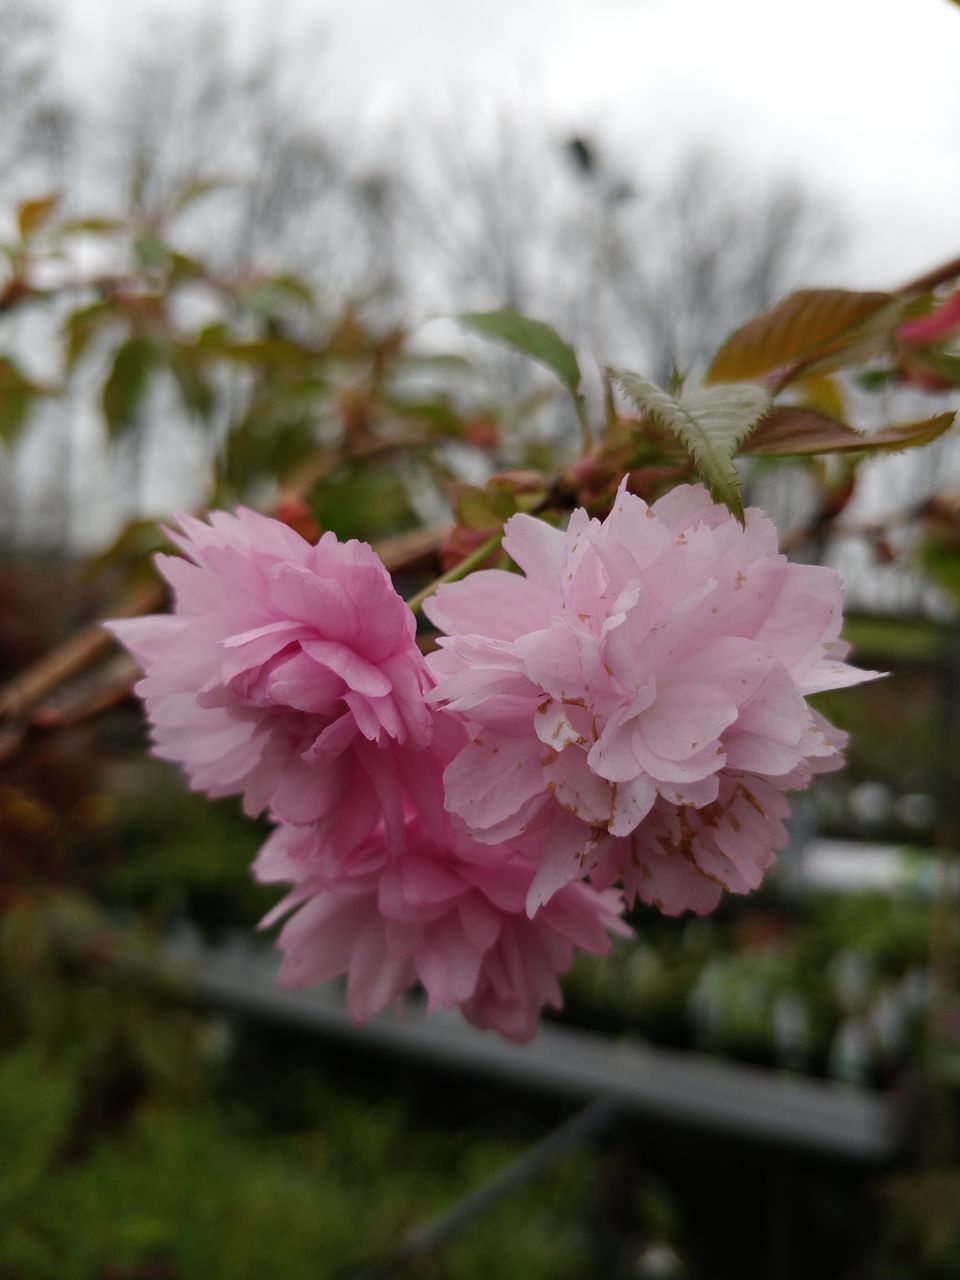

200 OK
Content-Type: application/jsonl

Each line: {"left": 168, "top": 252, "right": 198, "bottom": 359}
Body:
{"left": 405, "top": 530, "right": 504, "bottom": 617}
{"left": 574, "top": 391, "right": 592, "bottom": 455}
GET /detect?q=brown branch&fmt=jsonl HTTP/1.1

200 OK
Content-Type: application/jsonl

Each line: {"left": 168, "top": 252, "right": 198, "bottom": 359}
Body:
{"left": 0, "top": 580, "right": 164, "bottom": 723}
{"left": 778, "top": 505, "right": 925, "bottom": 555}
{"left": 281, "top": 430, "right": 432, "bottom": 499}
{"left": 376, "top": 523, "right": 450, "bottom": 574}
{"left": 0, "top": 659, "right": 141, "bottom": 767}
{"left": 0, "top": 523, "right": 450, "bottom": 770}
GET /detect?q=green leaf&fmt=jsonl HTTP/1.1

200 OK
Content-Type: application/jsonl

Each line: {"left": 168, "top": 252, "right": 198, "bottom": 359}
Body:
{"left": 612, "top": 369, "right": 770, "bottom": 518}
{"left": 63, "top": 299, "right": 117, "bottom": 369}
{"left": 102, "top": 337, "right": 156, "bottom": 439}
{"left": 742, "top": 407, "right": 955, "bottom": 456}
{"left": 459, "top": 309, "right": 582, "bottom": 394}
{"left": 133, "top": 233, "right": 169, "bottom": 271}
{"left": 222, "top": 415, "right": 316, "bottom": 494}
{"left": 0, "top": 357, "right": 42, "bottom": 443}
{"left": 309, "top": 463, "right": 415, "bottom": 541}
{"left": 918, "top": 350, "right": 960, "bottom": 387}
{"left": 386, "top": 396, "right": 462, "bottom": 435}
{"left": 16, "top": 193, "right": 59, "bottom": 241}
{"left": 168, "top": 345, "right": 214, "bottom": 421}
{"left": 705, "top": 289, "right": 893, "bottom": 384}
{"left": 265, "top": 273, "right": 316, "bottom": 310}
{"left": 56, "top": 216, "right": 126, "bottom": 236}
{"left": 856, "top": 368, "right": 898, "bottom": 392}
{"left": 0, "top": 1048, "right": 76, "bottom": 1204}
{"left": 919, "top": 535, "right": 960, "bottom": 597}
{"left": 244, "top": 275, "right": 315, "bottom": 319}
{"left": 168, "top": 250, "right": 207, "bottom": 284}
{"left": 455, "top": 483, "right": 516, "bottom": 529}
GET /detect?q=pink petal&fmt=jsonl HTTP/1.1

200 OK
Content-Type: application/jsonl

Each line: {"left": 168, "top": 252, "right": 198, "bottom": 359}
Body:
{"left": 424, "top": 570, "right": 557, "bottom": 641}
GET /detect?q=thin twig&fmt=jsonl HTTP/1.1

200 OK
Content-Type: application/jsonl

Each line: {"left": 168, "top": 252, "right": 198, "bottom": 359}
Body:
{"left": 405, "top": 530, "right": 504, "bottom": 616}
{"left": 896, "top": 254, "right": 960, "bottom": 298}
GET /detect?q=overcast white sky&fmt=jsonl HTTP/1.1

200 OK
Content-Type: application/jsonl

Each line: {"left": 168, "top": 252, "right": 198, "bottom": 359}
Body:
{"left": 64, "top": 0, "right": 960, "bottom": 287}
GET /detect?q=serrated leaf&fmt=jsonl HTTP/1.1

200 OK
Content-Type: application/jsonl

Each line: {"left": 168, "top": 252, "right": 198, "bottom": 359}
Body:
{"left": 612, "top": 369, "right": 769, "bottom": 518}
{"left": 705, "top": 289, "right": 892, "bottom": 384}
{"left": 459, "top": 309, "right": 581, "bottom": 394}
{"left": 742, "top": 407, "right": 954, "bottom": 456}
{"left": 17, "top": 193, "right": 59, "bottom": 241}
{"left": 102, "top": 337, "right": 156, "bottom": 439}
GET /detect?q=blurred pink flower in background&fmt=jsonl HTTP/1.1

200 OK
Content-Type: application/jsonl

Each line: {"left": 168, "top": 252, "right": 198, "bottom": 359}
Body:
{"left": 425, "top": 483, "right": 881, "bottom": 916}
{"left": 897, "top": 289, "right": 960, "bottom": 346}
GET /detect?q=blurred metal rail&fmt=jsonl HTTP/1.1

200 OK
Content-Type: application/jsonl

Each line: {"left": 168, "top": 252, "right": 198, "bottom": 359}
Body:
{"left": 160, "top": 936, "right": 902, "bottom": 1164}
{"left": 347, "top": 1098, "right": 617, "bottom": 1280}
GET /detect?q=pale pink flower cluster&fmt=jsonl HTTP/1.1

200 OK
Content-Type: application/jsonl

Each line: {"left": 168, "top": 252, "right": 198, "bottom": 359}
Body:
{"left": 424, "top": 483, "right": 880, "bottom": 916}
{"left": 109, "top": 508, "right": 627, "bottom": 1041}
{"left": 111, "top": 485, "right": 876, "bottom": 1040}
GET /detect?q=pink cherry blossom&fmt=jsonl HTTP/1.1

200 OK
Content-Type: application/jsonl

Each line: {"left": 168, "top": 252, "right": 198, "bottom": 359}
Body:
{"left": 255, "top": 813, "right": 628, "bottom": 1041}
{"left": 108, "top": 509, "right": 433, "bottom": 843}
{"left": 425, "top": 482, "right": 881, "bottom": 915}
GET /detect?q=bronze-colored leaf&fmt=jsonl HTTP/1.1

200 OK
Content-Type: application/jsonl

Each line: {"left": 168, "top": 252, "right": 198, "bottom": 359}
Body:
{"left": 17, "top": 194, "right": 60, "bottom": 241}
{"left": 705, "top": 289, "right": 892, "bottom": 384}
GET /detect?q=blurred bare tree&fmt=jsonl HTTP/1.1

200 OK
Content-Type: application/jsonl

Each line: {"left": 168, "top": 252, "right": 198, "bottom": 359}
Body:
{"left": 0, "top": 0, "right": 71, "bottom": 196}
{"left": 591, "top": 147, "right": 843, "bottom": 383}
{"left": 0, "top": 1, "right": 845, "bottom": 549}
{"left": 410, "top": 119, "right": 841, "bottom": 384}
{"left": 97, "top": 8, "right": 406, "bottom": 311}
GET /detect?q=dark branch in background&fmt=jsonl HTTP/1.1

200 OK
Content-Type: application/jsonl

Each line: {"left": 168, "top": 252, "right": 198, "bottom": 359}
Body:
{"left": 0, "top": 521, "right": 451, "bottom": 767}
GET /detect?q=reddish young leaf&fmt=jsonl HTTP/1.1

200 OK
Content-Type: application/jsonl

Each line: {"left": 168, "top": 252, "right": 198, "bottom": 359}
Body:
{"left": 740, "top": 406, "right": 955, "bottom": 456}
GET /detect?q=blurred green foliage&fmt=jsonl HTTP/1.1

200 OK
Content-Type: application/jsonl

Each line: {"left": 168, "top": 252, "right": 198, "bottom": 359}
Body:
{"left": 566, "top": 889, "right": 932, "bottom": 1087}
{"left": 0, "top": 893, "right": 603, "bottom": 1280}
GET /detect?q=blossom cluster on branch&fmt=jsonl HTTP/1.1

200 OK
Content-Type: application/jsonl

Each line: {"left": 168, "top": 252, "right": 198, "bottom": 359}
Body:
{"left": 109, "top": 482, "right": 878, "bottom": 1040}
